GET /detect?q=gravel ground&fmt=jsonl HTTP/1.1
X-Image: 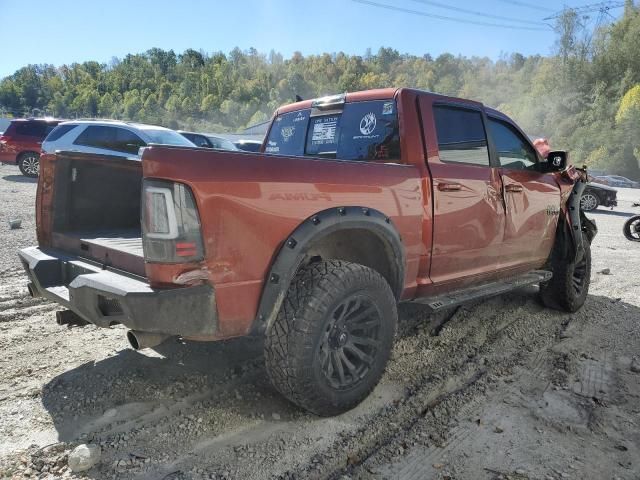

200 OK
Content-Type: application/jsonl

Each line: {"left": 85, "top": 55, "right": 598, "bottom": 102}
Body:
{"left": 0, "top": 162, "right": 639, "bottom": 480}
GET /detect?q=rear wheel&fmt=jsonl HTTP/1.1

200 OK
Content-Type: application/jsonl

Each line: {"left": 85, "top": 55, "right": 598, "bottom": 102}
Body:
{"left": 264, "top": 260, "right": 397, "bottom": 416}
{"left": 18, "top": 152, "right": 40, "bottom": 177}
{"left": 623, "top": 215, "right": 640, "bottom": 242}
{"left": 580, "top": 192, "right": 599, "bottom": 212}
{"left": 540, "top": 232, "right": 591, "bottom": 312}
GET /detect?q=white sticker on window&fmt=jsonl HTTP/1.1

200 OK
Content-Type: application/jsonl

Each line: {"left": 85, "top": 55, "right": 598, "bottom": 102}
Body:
{"left": 293, "top": 111, "right": 307, "bottom": 123}
{"left": 359, "top": 112, "right": 377, "bottom": 135}
{"left": 382, "top": 102, "right": 394, "bottom": 115}
{"left": 311, "top": 117, "right": 338, "bottom": 145}
{"left": 281, "top": 126, "right": 295, "bottom": 142}
{"left": 265, "top": 140, "right": 280, "bottom": 153}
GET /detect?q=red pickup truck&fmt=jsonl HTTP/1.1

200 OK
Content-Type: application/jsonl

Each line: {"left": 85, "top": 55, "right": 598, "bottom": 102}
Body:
{"left": 19, "top": 88, "right": 596, "bottom": 415}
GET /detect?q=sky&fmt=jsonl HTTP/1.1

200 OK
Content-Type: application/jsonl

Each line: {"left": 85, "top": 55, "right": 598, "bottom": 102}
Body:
{"left": 0, "top": 0, "right": 624, "bottom": 79}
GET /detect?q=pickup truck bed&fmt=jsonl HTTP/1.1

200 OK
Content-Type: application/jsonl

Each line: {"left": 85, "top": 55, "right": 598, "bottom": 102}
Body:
{"left": 43, "top": 153, "right": 144, "bottom": 275}
{"left": 59, "top": 230, "right": 143, "bottom": 257}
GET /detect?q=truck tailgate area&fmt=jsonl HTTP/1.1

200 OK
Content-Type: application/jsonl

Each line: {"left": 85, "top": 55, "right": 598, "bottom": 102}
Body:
{"left": 47, "top": 154, "right": 145, "bottom": 276}
{"left": 19, "top": 246, "right": 217, "bottom": 336}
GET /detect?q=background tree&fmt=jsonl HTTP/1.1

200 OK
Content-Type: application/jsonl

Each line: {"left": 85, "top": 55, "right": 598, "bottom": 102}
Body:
{"left": 1, "top": 3, "right": 639, "bottom": 177}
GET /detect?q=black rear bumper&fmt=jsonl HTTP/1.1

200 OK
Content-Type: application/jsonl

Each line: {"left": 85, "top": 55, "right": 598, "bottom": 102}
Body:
{"left": 18, "top": 246, "right": 217, "bottom": 336}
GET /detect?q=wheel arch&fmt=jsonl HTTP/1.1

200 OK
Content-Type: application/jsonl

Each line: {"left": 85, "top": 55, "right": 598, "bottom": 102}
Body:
{"left": 252, "top": 206, "right": 405, "bottom": 335}
{"left": 17, "top": 150, "right": 41, "bottom": 160}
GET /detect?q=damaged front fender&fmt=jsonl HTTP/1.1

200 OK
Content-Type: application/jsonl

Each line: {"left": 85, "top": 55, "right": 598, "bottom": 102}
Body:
{"left": 560, "top": 166, "right": 598, "bottom": 262}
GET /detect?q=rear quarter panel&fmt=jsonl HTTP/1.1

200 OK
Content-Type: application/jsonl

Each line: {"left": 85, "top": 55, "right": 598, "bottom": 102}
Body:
{"left": 142, "top": 147, "right": 424, "bottom": 338}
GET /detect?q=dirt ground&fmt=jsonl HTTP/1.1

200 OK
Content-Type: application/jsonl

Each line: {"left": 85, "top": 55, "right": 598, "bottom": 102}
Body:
{"left": 0, "top": 162, "right": 639, "bottom": 480}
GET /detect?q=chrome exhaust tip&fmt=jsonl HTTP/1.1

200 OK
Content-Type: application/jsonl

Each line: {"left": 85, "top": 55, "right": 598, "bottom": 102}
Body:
{"left": 127, "top": 330, "right": 170, "bottom": 350}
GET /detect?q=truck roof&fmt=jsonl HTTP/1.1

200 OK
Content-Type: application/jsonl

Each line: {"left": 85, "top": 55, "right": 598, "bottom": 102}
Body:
{"left": 276, "top": 87, "right": 486, "bottom": 115}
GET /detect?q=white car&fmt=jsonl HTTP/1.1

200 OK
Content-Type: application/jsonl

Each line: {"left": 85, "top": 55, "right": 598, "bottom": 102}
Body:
{"left": 42, "top": 120, "right": 195, "bottom": 159}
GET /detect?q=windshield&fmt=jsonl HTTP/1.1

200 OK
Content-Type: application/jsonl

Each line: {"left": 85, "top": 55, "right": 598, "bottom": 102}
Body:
{"left": 143, "top": 128, "right": 195, "bottom": 146}
{"left": 265, "top": 99, "right": 401, "bottom": 162}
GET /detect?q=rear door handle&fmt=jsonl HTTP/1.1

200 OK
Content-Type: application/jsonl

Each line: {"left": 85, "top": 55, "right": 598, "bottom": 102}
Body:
{"left": 437, "top": 182, "right": 462, "bottom": 192}
{"left": 505, "top": 184, "right": 523, "bottom": 193}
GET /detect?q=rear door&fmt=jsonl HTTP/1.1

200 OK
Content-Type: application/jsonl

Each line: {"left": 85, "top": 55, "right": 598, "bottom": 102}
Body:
{"left": 486, "top": 115, "right": 560, "bottom": 270}
{"left": 420, "top": 97, "right": 505, "bottom": 286}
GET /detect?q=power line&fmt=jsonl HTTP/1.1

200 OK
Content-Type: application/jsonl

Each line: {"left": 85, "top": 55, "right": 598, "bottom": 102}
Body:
{"left": 543, "top": 1, "right": 625, "bottom": 20}
{"left": 408, "top": 0, "right": 548, "bottom": 26}
{"left": 493, "top": 0, "right": 549, "bottom": 11}
{"left": 352, "top": 0, "right": 551, "bottom": 31}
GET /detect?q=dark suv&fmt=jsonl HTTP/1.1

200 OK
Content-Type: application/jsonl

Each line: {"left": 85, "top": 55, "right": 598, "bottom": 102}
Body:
{"left": 0, "top": 118, "right": 61, "bottom": 177}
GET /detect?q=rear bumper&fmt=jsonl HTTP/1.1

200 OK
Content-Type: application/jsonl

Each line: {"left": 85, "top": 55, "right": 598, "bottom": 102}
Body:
{"left": 18, "top": 246, "right": 217, "bottom": 336}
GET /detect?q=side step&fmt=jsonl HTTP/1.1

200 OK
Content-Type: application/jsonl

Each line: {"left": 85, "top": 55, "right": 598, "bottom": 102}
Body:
{"left": 410, "top": 270, "right": 552, "bottom": 311}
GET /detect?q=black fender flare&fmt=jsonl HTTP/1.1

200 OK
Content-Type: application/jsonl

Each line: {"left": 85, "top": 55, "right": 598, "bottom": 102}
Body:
{"left": 566, "top": 179, "right": 597, "bottom": 259}
{"left": 251, "top": 206, "right": 405, "bottom": 335}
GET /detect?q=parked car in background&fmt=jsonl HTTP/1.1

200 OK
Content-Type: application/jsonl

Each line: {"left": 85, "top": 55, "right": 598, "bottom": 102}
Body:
{"left": 234, "top": 139, "right": 262, "bottom": 152}
{"left": 0, "top": 118, "right": 62, "bottom": 177}
{"left": 580, "top": 182, "right": 618, "bottom": 211}
{"left": 592, "top": 175, "right": 640, "bottom": 188}
{"left": 42, "top": 120, "right": 195, "bottom": 158}
{"left": 178, "top": 131, "right": 239, "bottom": 150}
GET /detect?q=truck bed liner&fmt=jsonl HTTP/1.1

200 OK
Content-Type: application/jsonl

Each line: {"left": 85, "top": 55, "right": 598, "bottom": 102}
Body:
{"left": 50, "top": 229, "right": 145, "bottom": 277}
{"left": 67, "top": 229, "right": 143, "bottom": 258}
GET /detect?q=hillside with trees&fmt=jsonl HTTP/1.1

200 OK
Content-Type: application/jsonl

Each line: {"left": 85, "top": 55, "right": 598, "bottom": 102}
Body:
{"left": 1, "top": 1, "right": 639, "bottom": 178}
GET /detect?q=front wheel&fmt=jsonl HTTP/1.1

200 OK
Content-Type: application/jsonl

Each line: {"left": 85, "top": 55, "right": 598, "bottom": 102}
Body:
{"left": 18, "top": 152, "right": 40, "bottom": 177}
{"left": 264, "top": 260, "right": 397, "bottom": 416}
{"left": 580, "top": 192, "right": 599, "bottom": 212}
{"left": 540, "top": 232, "right": 591, "bottom": 312}
{"left": 623, "top": 215, "right": 640, "bottom": 242}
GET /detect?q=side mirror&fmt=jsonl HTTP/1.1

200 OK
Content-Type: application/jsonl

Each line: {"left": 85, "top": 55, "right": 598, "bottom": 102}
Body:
{"left": 541, "top": 150, "right": 568, "bottom": 172}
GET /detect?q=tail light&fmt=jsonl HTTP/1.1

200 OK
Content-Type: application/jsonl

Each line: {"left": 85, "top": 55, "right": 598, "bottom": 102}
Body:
{"left": 142, "top": 179, "right": 204, "bottom": 263}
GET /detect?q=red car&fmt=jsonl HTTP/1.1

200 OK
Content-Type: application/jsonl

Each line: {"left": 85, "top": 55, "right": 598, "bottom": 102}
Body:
{"left": 0, "top": 118, "right": 61, "bottom": 177}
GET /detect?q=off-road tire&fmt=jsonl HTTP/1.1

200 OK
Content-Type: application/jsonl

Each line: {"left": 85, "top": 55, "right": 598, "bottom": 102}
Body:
{"left": 540, "top": 232, "right": 591, "bottom": 312}
{"left": 18, "top": 152, "right": 40, "bottom": 177}
{"left": 264, "top": 260, "right": 397, "bottom": 416}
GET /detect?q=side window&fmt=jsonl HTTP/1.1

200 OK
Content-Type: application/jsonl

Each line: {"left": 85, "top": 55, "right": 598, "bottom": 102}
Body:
{"left": 487, "top": 118, "right": 538, "bottom": 170}
{"left": 113, "top": 128, "right": 146, "bottom": 154}
{"left": 74, "top": 126, "right": 113, "bottom": 149}
{"left": 15, "top": 122, "right": 47, "bottom": 138}
{"left": 433, "top": 106, "right": 490, "bottom": 166}
{"left": 45, "top": 124, "right": 77, "bottom": 142}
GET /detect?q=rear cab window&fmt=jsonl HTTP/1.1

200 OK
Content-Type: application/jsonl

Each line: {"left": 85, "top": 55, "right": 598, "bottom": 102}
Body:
{"left": 265, "top": 98, "right": 401, "bottom": 163}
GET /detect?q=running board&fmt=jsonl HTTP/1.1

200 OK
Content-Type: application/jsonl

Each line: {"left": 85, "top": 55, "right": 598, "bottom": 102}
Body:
{"left": 409, "top": 270, "right": 553, "bottom": 311}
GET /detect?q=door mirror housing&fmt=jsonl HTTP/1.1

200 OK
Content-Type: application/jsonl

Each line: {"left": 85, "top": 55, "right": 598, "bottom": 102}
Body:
{"left": 540, "top": 151, "right": 568, "bottom": 172}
